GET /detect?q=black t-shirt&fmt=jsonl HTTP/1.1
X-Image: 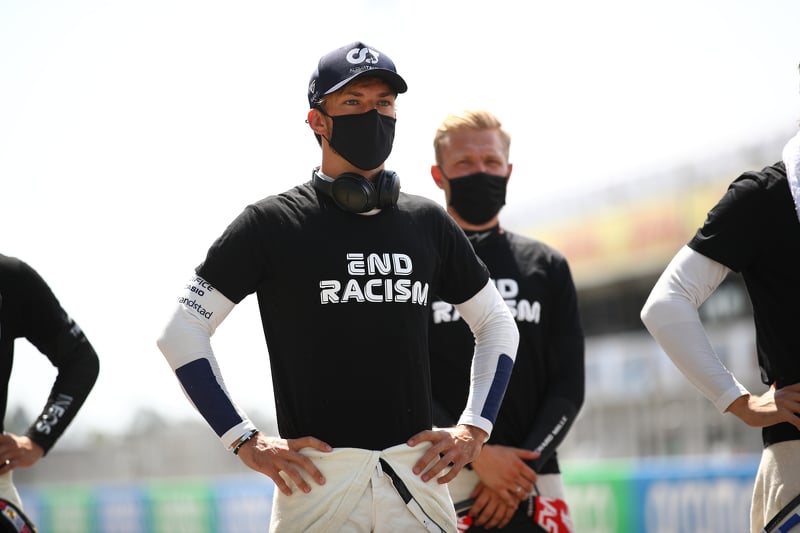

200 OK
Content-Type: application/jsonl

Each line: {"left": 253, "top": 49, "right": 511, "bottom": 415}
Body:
{"left": 0, "top": 254, "right": 99, "bottom": 453}
{"left": 197, "top": 181, "right": 490, "bottom": 450}
{"left": 689, "top": 161, "right": 800, "bottom": 446}
{"left": 429, "top": 227, "right": 585, "bottom": 474}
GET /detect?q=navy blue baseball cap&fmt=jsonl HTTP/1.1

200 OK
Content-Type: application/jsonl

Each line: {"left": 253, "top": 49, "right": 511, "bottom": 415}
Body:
{"left": 308, "top": 41, "right": 408, "bottom": 108}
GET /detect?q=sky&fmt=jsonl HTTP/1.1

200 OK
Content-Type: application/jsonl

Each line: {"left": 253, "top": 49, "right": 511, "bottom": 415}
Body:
{"left": 2, "top": 0, "right": 800, "bottom": 439}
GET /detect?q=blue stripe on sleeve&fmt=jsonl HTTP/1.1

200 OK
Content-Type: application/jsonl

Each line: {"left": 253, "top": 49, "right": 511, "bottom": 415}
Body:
{"left": 175, "top": 358, "right": 242, "bottom": 437}
{"left": 480, "top": 354, "right": 514, "bottom": 424}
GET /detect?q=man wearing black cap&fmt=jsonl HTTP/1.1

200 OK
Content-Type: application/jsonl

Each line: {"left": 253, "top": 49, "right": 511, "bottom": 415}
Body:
{"left": 157, "top": 41, "right": 519, "bottom": 532}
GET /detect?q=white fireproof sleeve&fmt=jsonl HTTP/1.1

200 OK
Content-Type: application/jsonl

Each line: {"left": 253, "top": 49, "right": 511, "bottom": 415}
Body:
{"left": 641, "top": 246, "right": 749, "bottom": 412}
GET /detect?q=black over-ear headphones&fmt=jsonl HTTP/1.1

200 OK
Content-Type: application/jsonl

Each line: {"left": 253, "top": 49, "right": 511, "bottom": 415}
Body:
{"left": 312, "top": 170, "right": 400, "bottom": 213}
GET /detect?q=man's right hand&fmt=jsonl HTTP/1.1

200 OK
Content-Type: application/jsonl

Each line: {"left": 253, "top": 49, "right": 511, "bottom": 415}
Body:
{"left": 236, "top": 433, "right": 332, "bottom": 495}
{"left": 468, "top": 482, "right": 519, "bottom": 529}
{"left": 726, "top": 383, "right": 800, "bottom": 430}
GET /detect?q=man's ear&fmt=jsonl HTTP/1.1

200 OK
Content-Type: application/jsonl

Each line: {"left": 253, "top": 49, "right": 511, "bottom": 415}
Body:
{"left": 307, "top": 109, "right": 329, "bottom": 137}
{"left": 431, "top": 165, "right": 445, "bottom": 189}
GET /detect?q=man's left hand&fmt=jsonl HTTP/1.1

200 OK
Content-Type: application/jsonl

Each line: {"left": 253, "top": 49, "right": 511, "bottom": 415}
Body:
{"left": 407, "top": 424, "right": 487, "bottom": 483}
{"left": 0, "top": 433, "right": 44, "bottom": 472}
{"left": 472, "top": 444, "right": 539, "bottom": 505}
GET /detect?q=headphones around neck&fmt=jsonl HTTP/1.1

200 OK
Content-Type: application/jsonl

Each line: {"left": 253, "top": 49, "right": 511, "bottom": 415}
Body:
{"left": 312, "top": 169, "right": 400, "bottom": 213}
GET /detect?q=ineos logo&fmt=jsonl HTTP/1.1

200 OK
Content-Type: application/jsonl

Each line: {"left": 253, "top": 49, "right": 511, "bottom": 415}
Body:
{"left": 346, "top": 47, "right": 379, "bottom": 66}
{"left": 35, "top": 393, "right": 73, "bottom": 435}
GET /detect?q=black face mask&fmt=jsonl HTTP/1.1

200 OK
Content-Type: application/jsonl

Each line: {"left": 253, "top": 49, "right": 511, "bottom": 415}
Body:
{"left": 322, "top": 108, "right": 396, "bottom": 170}
{"left": 446, "top": 172, "right": 508, "bottom": 225}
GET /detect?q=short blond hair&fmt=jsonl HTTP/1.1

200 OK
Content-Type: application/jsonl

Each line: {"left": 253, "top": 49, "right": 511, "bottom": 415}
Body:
{"left": 433, "top": 110, "right": 511, "bottom": 166}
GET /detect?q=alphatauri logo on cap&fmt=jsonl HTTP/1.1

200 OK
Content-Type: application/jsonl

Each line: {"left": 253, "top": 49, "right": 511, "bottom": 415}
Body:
{"left": 346, "top": 47, "right": 379, "bottom": 66}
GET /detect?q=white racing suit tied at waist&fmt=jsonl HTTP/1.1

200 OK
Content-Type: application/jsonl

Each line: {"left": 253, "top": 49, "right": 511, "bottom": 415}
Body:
{"left": 269, "top": 443, "right": 457, "bottom": 533}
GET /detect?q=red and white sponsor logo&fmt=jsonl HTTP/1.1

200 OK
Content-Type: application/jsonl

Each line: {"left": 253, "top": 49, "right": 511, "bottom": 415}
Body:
{"left": 534, "top": 496, "right": 574, "bottom": 533}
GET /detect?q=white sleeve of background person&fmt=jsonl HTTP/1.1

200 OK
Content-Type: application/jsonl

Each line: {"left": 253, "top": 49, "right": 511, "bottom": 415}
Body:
{"left": 782, "top": 129, "right": 800, "bottom": 223}
{"left": 640, "top": 246, "right": 749, "bottom": 412}
{"left": 156, "top": 275, "right": 256, "bottom": 448}
{"left": 453, "top": 280, "right": 519, "bottom": 436}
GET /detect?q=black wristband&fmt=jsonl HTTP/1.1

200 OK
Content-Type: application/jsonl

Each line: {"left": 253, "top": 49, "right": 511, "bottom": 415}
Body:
{"left": 232, "top": 429, "right": 259, "bottom": 455}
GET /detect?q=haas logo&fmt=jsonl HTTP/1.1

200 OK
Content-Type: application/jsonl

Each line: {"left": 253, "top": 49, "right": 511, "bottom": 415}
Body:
{"left": 346, "top": 47, "right": 379, "bottom": 65}
{"left": 534, "top": 497, "right": 574, "bottom": 533}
